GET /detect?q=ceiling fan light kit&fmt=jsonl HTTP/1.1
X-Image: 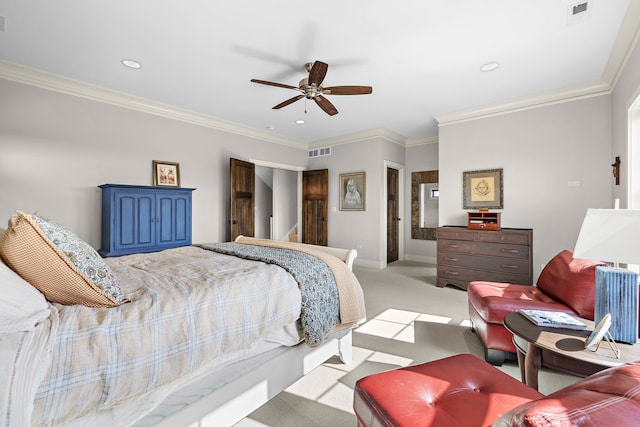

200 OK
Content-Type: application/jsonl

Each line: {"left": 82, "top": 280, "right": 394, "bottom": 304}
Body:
{"left": 251, "top": 60, "right": 372, "bottom": 116}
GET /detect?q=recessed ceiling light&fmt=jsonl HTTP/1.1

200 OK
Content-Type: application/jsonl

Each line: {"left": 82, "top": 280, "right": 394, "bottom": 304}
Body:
{"left": 266, "top": 125, "right": 275, "bottom": 130}
{"left": 121, "top": 59, "right": 142, "bottom": 69}
{"left": 295, "top": 120, "right": 305, "bottom": 124}
{"left": 480, "top": 62, "right": 500, "bottom": 72}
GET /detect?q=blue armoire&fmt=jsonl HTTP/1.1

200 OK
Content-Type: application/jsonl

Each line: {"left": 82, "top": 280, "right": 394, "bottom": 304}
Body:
{"left": 99, "top": 184, "right": 195, "bottom": 257}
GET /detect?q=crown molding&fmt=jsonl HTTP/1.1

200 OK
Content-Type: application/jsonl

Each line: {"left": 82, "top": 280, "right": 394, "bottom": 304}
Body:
{"left": 308, "top": 127, "right": 409, "bottom": 148}
{"left": 602, "top": 0, "right": 640, "bottom": 88}
{"left": 0, "top": 60, "right": 307, "bottom": 150}
{"left": 406, "top": 135, "right": 439, "bottom": 147}
{"left": 435, "top": 80, "right": 611, "bottom": 127}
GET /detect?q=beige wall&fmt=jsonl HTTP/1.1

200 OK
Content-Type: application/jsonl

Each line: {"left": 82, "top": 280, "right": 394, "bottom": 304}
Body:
{"left": 439, "top": 95, "right": 612, "bottom": 280}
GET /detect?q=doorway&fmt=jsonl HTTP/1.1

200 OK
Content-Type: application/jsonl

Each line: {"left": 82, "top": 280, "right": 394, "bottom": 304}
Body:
{"left": 383, "top": 160, "right": 405, "bottom": 266}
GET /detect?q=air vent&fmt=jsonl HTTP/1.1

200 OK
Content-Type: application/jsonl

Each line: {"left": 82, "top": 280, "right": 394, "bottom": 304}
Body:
{"left": 308, "top": 147, "right": 332, "bottom": 158}
{"left": 567, "top": 2, "right": 591, "bottom": 26}
{"left": 572, "top": 2, "right": 588, "bottom": 15}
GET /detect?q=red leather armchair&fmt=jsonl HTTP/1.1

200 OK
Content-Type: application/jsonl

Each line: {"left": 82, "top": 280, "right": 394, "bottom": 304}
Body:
{"left": 467, "top": 250, "right": 604, "bottom": 365}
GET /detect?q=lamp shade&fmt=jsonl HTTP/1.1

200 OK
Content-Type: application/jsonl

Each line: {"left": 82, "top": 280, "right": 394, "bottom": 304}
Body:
{"left": 573, "top": 209, "right": 640, "bottom": 265}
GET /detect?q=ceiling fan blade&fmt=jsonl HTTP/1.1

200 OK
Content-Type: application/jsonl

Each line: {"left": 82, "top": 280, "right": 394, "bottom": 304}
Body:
{"left": 250, "top": 79, "right": 298, "bottom": 90}
{"left": 323, "top": 85, "right": 373, "bottom": 95}
{"left": 273, "top": 95, "right": 304, "bottom": 109}
{"left": 314, "top": 95, "right": 338, "bottom": 116}
{"left": 308, "top": 61, "right": 328, "bottom": 86}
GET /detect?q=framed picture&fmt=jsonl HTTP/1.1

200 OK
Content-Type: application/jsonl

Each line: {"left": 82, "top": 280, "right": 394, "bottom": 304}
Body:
{"left": 153, "top": 160, "right": 181, "bottom": 187}
{"left": 340, "top": 172, "right": 365, "bottom": 211}
{"left": 463, "top": 168, "right": 503, "bottom": 209}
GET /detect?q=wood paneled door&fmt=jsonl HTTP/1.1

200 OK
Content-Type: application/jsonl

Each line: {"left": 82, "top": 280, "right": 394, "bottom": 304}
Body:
{"left": 302, "top": 169, "right": 328, "bottom": 246}
{"left": 387, "top": 167, "right": 399, "bottom": 263}
{"left": 230, "top": 158, "right": 255, "bottom": 241}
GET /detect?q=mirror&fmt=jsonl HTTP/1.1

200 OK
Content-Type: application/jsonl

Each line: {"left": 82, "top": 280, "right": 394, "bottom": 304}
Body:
{"left": 411, "top": 170, "right": 438, "bottom": 240}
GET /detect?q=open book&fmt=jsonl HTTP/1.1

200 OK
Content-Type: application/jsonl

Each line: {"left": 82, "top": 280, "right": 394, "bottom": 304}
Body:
{"left": 519, "top": 309, "right": 587, "bottom": 330}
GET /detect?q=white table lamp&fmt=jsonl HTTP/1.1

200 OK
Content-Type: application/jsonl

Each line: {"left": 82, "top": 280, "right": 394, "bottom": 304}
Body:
{"left": 573, "top": 208, "right": 640, "bottom": 344}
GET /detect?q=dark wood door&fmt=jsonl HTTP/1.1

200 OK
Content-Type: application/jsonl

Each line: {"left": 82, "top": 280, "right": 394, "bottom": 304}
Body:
{"left": 387, "top": 167, "right": 399, "bottom": 263}
{"left": 230, "top": 158, "right": 255, "bottom": 241}
{"left": 302, "top": 169, "right": 328, "bottom": 246}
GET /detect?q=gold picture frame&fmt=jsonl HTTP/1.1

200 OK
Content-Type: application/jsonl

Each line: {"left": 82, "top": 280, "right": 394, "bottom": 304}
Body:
{"left": 463, "top": 168, "right": 503, "bottom": 209}
{"left": 340, "top": 172, "right": 365, "bottom": 211}
{"left": 153, "top": 160, "right": 181, "bottom": 187}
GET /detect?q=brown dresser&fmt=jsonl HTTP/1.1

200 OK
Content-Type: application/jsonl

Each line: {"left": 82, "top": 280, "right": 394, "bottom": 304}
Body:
{"left": 437, "top": 226, "right": 533, "bottom": 290}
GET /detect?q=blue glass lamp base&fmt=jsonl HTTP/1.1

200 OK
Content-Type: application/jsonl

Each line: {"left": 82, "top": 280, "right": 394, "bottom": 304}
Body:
{"left": 595, "top": 266, "right": 639, "bottom": 344}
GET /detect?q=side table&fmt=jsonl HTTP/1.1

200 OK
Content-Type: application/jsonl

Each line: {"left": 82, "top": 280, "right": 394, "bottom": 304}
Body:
{"left": 503, "top": 311, "right": 640, "bottom": 391}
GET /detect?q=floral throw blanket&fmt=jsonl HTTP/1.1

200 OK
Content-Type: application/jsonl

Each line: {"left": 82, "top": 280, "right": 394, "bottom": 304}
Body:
{"left": 198, "top": 242, "right": 343, "bottom": 345}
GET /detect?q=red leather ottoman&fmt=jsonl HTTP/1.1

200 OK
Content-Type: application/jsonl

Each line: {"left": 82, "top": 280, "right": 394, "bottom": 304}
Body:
{"left": 353, "top": 354, "right": 542, "bottom": 427}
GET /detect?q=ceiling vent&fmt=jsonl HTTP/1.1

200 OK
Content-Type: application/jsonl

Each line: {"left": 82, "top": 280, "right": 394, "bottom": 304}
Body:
{"left": 567, "top": 2, "right": 591, "bottom": 26}
{"left": 308, "top": 147, "right": 331, "bottom": 158}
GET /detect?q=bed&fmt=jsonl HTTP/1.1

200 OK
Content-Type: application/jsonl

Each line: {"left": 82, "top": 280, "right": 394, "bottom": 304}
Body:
{"left": 0, "top": 210, "right": 365, "bottom": 427}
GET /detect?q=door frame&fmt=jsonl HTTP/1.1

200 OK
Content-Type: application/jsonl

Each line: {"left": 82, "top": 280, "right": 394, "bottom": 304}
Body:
{"left": 382, "top": 160, "right": 405, "bottom": 267}
{"left": 249, "top": 159, "right": 305, "bottom": 242}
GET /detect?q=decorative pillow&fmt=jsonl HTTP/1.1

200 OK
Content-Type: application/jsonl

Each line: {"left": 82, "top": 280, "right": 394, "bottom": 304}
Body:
{"left": 0, "top": 211, "right": 128, "bottom": 307}
{"left": 536, "top": 250, "right": 605, "bottom": 319}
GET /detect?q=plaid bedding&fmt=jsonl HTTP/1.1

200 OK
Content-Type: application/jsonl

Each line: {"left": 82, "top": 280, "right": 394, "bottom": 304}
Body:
{"left": 31, "top": 246, "right": 301, "bottom": 427}
{"left": 198, "top": 242, "right": 340, "bottom": 345}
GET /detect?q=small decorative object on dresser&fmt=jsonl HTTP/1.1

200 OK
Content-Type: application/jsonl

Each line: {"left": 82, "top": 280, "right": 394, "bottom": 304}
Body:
{"left": 467, "top": 211, "right": 501, "bottom": 230}
{"left": 437, "top": 225, "right": 532, "bottom": 290}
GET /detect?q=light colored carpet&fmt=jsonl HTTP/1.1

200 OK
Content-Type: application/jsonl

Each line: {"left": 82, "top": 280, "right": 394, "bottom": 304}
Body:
{"left": 235, "top": 261, "right": 579, "bottom": 426}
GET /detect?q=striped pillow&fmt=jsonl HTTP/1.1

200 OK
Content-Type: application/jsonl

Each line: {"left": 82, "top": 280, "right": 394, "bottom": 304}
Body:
{"left": 0, "top": 211, "right": 128, "bottom": 307}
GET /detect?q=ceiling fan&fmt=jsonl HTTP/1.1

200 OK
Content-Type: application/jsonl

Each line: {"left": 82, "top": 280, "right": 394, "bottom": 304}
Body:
{"left": 250, "top": 60, "right": 372, "bottom": 116}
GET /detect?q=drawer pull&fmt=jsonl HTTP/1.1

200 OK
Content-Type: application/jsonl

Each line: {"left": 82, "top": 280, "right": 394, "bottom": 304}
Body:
{"left": 501, "top": 264, "right": 519, "bottom": 269}
{"left": 445, "top": 244, "right": 459, "bottom": 248}
{"left": 445, "top": 271, "right": 459, "bottom": 276}
{"left": 501, "top": 248, "right": 519, "bottom": 254}
{"left": 444, "top": 257, "right": 459, "bottom": 262}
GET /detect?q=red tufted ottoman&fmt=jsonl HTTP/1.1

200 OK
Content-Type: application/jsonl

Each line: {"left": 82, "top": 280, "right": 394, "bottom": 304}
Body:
{"left": 354, "top": 354, "right": 640, "bottom": 427}
{"left": 353, "top": 354, "right": 542, "bottom": 427}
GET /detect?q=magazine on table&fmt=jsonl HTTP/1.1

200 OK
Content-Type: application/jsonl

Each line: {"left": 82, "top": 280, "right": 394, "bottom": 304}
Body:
{"left": 519, "top": 309, "right": 587, "bottom": 330}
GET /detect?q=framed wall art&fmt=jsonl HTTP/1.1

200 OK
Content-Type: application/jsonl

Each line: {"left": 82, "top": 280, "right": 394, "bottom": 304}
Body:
{"left": 463, "top": 168, "right": 503, "bottom": 209}
{"left": 340, "top": 172, "right": 365, "bottom": 211}
{"left": 153, "top": 160, "right": 181, "bottom": 187}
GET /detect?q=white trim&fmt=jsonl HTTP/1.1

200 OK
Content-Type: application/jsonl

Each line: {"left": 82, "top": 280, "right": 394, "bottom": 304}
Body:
{"left": 436, "top": 80, "right": 610, "bottom": 127}
{"left": 248, "top": 159, "right": 305, "bottom": 172}
{"left": 602, "top": 0, "right": 640, "bottom": 89}
{"left": 0, "top": 60, "right": 307, "bottom": 150}
{"left": 309, "top": 127, "right": 408, "bottom": 148}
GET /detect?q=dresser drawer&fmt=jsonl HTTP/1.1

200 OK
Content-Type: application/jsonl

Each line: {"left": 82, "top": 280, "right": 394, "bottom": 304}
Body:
{"left": 438, "top": 239, "right": 530, "bottom": 259}
{"left": 437, "top": 265, "right": 530, "bottom": 287}
{"left": 438, "top": 252, "right": 530, "bottom": 274}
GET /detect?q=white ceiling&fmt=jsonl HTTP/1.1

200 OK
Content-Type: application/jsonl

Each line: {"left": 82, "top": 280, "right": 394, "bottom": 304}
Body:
{"left": 0, "top": 1, "right": 637, "bottom": 147}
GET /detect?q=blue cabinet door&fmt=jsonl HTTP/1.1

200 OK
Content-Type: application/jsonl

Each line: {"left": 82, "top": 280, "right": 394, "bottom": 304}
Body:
{"left": 156, "top": 193, "right": 192, "bottom": 248}
{"left": 114, "top": 191, "right": 156, "bottom": 253}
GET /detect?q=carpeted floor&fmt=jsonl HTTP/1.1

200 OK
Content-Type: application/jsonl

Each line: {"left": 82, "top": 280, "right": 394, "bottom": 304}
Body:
{"left": 235, "top": 261, "right": 579, "bottom": 426}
